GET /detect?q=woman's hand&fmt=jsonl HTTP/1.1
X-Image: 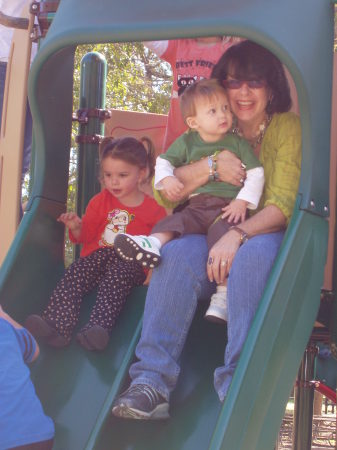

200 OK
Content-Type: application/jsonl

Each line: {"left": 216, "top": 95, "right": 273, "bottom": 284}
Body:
{"left": 207, "top": 229, "right": 242, "bottom": 284}
{"left": 171, "top": 150, "right": 246, "bottom": 199}
{"left": 216, "top": 150, "right": 246, "bottom": 186}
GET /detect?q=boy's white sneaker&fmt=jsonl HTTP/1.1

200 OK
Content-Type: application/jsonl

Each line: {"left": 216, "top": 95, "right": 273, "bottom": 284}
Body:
{"left": 114, "top": 234, "right": 162, "bottom": 268}
{"left": 204, "top": 286, "right": 227, "bottom": 324}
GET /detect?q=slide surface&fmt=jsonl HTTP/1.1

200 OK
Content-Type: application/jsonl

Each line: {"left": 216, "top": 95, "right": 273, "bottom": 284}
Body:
{"left": 28, "top": 285, "right": 228, "bottom": 450}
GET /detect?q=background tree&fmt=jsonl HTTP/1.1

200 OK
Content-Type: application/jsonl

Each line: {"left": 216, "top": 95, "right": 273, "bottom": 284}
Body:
{"left": 73, "top": 42, "right": 171, "bottom": 115}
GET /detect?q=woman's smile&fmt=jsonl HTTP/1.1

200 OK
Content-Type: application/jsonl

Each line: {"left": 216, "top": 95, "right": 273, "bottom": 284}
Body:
{"left": 236, "top": 100, "right": 255, "bottom": 109}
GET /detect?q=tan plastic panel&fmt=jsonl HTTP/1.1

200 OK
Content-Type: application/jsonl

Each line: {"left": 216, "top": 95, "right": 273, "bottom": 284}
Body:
{"left": 323, "top": 51, "right": 337, "bottom": 291}
{"left": 0, "top": 4, "right": 34, "bottom": 265}
{"left": 104, "top": 108, "right": 167, "bottom": 157}
{"left": 104, "top": 108, "right": 168, "bottom": 197}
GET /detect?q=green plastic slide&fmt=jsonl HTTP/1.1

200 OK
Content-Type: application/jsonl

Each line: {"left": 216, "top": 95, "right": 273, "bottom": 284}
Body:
{"left": 0, "top": 0, "right": 335, "bottom": 448}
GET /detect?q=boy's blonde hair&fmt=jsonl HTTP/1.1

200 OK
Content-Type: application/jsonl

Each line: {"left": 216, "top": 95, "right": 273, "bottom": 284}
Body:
{"left": 179, "top": 78, "right": 227, "bottom": 123}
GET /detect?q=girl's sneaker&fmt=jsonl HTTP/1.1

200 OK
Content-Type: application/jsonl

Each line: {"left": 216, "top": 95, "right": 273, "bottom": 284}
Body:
{"left": 114, "top": 234, "right": 161, "bottom": 269}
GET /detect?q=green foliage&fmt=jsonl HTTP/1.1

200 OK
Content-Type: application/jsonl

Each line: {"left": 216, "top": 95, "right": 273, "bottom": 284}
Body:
{"left": 73, "top": 42, "right": 171, "bottom": 115}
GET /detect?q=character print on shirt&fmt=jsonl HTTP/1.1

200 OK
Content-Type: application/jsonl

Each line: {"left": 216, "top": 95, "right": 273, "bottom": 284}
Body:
{"left": 177, "top": 75, "right": 198, "bottom": 96}
{"left": 172, "top": 56, "right": 219, "bottom": 98}
{"left": 100, "top": 209, "right": 135, "bottom": 247}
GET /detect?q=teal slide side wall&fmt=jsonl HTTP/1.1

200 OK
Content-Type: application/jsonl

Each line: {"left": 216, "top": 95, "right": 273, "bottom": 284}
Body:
{"left": 28, "top": 46, "right": 75, "bottom": 204}
{"left": 0, "top": 46, "right": 75, "bottom": 317}
{"left": 0, "top": 197, "right": 65, "bottom": 320}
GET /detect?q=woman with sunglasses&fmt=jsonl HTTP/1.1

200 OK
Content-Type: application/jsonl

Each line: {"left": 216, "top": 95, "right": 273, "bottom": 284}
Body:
{"left": 112, "top": 40, "right": 301, "bottom": 420}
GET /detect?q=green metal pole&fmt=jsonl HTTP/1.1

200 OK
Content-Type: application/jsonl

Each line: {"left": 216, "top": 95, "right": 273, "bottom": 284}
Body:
{"left": 292, "top": 344, "right": 318, "bottom": 450}
{"left": 76, "top": 51, "right": 107, "bottom": 215}
{"left": 74, "top": 52, "right": 107, "bottom": 259}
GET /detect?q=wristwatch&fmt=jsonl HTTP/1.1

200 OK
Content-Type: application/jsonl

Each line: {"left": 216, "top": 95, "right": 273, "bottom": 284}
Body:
{"left": 229, "top": 226, "right": 250, "bottom": 245}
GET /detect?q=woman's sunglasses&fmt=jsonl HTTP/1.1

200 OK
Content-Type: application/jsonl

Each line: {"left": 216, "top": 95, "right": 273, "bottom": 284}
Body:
{"left": 222, "top": 79, "right": 267, "bottom": 90}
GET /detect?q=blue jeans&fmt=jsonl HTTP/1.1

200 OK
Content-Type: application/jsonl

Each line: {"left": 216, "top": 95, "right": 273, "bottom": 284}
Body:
{"left": 129, "top": 231, "right": 284, "bottom": 401}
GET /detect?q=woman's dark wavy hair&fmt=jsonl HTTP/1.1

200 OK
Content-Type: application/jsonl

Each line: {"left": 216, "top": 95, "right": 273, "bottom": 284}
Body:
{"left": 211, "top": 40, "right": 291, "bottom": 115}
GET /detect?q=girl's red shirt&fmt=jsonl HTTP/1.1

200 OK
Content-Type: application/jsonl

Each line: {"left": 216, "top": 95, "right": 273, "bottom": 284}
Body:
{"left": 69, "top": 189, "right": 166, "bottom": 257}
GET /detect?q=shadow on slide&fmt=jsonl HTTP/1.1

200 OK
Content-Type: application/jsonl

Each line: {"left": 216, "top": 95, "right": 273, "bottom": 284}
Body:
{"left": 28, "top": 292, "right": 227, "bottom": 450}
{"left": 0, "top": 197, "right": 226, "bottom": 449}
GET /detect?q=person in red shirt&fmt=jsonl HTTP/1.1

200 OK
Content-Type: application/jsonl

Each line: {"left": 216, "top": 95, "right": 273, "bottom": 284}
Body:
{"left": 25, "top": 136, "right": 166, "bottom": 351}
{"left": 144, "top": 37, "right": 241, "bottom": 151}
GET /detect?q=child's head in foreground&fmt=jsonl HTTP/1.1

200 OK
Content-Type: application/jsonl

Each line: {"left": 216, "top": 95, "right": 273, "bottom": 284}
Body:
{"left": 99, "top": 136, "right": 155, "bottom": 202}
{"left": 179, "top": 78, "right": 233, "bottom": 142}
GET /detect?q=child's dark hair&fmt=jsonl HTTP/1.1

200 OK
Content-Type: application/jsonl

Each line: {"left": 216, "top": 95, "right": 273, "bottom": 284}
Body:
{"left": 99, "top": 136, "right": 155, "bottom": 179}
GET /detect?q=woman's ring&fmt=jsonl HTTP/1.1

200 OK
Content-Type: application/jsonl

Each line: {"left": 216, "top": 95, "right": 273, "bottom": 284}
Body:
{"left": 221, "top": 259, "right": 228, "bottom": 267}
{"left": 208, "top": 257, "right": 214, "bottom": 265}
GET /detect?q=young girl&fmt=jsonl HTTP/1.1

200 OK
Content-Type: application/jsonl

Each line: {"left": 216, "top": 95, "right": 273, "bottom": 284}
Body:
{"left": 25, "top": 136, "right": 166, "bottom": 351}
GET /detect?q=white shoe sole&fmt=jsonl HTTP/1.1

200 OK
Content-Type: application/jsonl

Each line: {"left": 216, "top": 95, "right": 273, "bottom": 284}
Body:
{"left": 204, "top": 307, "right": 227, "bottom": 324}
{"left": 112, "top": 402, "right": 169, "bottom": 420}
{"left": 115, "top": 235, "right": 161, "bottom": 269}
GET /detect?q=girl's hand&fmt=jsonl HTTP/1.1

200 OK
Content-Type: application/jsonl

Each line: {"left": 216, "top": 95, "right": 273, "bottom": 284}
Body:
{"left": 216, "top": 150, "right": 246, "bottom": 186}
{"left": 222, "top": 199, "right": 248, "bottom": 224}
{"left": 143, "top": 269, "right": 153, "bottom": 286}
{"left": 161, "top": 176, "right": 185, "bottom": 202}
{"left": 57, "top": 212, "right": 82, "bottom": 232}
{"left": 207, "top": 229, "right": 242, "bottom": 284}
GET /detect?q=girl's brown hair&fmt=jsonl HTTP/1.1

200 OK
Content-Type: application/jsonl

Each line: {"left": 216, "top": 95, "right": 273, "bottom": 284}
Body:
{"left": 99, "top": 136, "right": 155, "bottom": 180}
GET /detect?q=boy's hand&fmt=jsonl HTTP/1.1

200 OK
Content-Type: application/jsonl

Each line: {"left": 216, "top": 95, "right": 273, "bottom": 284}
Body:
{"left": 161, "top": 176, "right": 184, "bottom": 201}
{"left": 222, "top": 199, "right": 248, "bottom": 223}
{"left": 57, "top": 212, "right": 82, "bottom": 233}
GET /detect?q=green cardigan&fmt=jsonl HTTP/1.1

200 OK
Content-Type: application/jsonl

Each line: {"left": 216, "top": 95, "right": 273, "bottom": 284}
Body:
{"left": 257, "top": 112, "right": 301, "bottom": 224}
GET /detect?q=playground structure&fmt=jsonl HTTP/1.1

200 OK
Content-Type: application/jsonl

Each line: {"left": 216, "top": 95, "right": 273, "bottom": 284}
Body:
{"left": 0, "top": 0, "right": 337, "bottom": 449}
